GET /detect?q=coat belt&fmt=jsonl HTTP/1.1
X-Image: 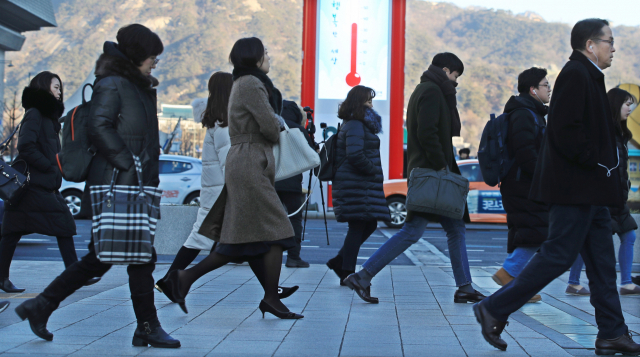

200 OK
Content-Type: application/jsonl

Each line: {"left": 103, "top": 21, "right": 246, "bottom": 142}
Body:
{"left": 230, "top": 134, "right": 270, "bottom": 146}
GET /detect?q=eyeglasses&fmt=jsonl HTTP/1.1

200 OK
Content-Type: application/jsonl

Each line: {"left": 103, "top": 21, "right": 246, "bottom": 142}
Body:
{"left": 538, "top": 84, "right": 552, "bottom": 90}
{"left": 153, "top": 58, "right": 160, "bottom": 65}
{"left": 592, "top": 38, "right": 615, "bottom": 47}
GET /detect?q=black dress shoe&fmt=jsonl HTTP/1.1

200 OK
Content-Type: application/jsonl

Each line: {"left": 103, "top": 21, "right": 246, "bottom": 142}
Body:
{"left": 15, "top": 295, "right": 58, "bottom": 341}
{"left": 84, "top": 277, "right": 101, "bottom": 286}
{"left": 454, "top": 289, "right": 486, "bottom": 303}
{"left": 258, "top": 300, "right": 304, "bottom": 319}
{"left": 0, "top": 278, "right": 25, "bottom": 293}
{"left": 132, "top": 317, "right": 181, "bottom": 348}
{"left": 473, "top": 302, "right": 508, "bottom": 351}
{"left": 595, "top": 332, "right": 640, "bottom": 355}
{"left": 343, "top": 274, "right": 379, "bottom": 304}
{"left": 278, "top": 286, "right": 299, "bottom": 299}
{"left": 632, "top": 276, "right": 640, "bottom": 286}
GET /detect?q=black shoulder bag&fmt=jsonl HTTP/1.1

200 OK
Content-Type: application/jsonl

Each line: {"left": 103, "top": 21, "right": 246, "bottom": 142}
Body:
{"left": 0, "top": 121, "right": 30, "bottom": 205}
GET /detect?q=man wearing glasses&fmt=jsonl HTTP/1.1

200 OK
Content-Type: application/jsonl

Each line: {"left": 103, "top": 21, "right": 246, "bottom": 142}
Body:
{"left": 474, "top": 18, "right": 640, "bottom": 355}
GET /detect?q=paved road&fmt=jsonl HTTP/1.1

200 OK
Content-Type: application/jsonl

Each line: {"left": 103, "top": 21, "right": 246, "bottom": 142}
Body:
{"left": 12, "top": 218, "right": 510, "bottom": 266}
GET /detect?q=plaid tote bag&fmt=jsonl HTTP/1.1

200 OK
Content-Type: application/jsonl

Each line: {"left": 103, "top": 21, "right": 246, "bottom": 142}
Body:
{"left": 90, "top": 155, "right": 162, "bottom": 264}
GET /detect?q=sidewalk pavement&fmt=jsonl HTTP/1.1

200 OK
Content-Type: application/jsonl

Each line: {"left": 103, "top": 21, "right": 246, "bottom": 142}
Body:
{"left": 0, "top": 252, "right": 639, "bottom": 356}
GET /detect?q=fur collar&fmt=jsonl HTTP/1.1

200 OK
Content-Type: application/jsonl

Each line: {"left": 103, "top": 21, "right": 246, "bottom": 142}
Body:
{"left": 363, "top": 108, "right": 383, "bottom": 134}
{"left": 22, "top": 87, "right": 65, "bottom": 121}
{"left": 94, "top": 42, "right": 159, "bottom": 89}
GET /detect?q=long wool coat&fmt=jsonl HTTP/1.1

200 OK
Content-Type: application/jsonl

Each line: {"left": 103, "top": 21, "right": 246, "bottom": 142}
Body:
{"left": 199, "top": 75, "right": 294, "bottom": 244}
{"left": 183, "top": 124, "right": 230, "bottom": 250}
{"left": 3, "top": 87, "right": 76, "bottom": 237}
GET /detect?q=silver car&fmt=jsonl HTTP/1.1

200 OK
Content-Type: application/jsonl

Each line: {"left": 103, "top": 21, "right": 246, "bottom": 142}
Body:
{"left": 60, "top": 155, "right": 203, "bottom": 218}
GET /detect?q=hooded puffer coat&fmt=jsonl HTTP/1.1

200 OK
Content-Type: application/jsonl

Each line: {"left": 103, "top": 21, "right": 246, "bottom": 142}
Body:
{"left": 82, "top": 41, "right": 161, "bottom": 204}
{"left": 3, "top": 87, "right": 76, "bottom": 237}
{"left": 332, "top": 108, "right": 390, "bottom": 222}
{"left": 499, "top": 95, "right": 549, "bottom": 253}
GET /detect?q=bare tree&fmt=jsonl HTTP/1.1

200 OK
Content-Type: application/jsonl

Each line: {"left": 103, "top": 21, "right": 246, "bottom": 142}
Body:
{"left": 2, "top": 91, "right": 23, "bottom": 161}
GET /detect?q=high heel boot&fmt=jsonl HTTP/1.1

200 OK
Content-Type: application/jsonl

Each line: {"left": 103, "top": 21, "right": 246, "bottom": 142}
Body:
{"left": 15, "top": 295, "right": 59, "bottom": 341}
{"left": 258, "top": 300, "right": 304, "bottom": 319}
{"left": 132, "top": 317, "right": 181, "bottom": 348}
{"left": 161, "top": 270, "right": 188, "bottom": 313}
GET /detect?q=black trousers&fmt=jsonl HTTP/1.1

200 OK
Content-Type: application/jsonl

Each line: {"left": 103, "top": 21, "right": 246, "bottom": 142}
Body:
{"left": 278, "top": 191, "right": 304, "bottom": 260}
{"left": 485, "top": 205, "right": 627, "bottom": 339}
{"left": 0, "top": 232, "right": 78, "bottom": 278}
{"left": 338, "top": 219, "right": 378, "bottom": 271}
{"left": 41, "top": 237, "right": 158, "bottom": 324}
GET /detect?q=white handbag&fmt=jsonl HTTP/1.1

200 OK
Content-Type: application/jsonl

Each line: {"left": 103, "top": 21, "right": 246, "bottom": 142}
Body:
{"left": 273, "top": 123, "right": 321, "bottom": 181}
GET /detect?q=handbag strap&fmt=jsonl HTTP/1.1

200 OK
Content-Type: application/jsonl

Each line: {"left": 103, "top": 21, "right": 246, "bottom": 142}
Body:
{"left": 0, "top": 109, "right": 30, "bottom": 155}
{"left": 107, "top": 154, "right": 146, "bottom": 196}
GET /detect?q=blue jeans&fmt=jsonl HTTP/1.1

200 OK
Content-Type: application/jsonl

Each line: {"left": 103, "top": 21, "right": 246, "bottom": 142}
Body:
{"left": 362, "top": 215, "right": 472, "bottom": 287}
{"left": 569, "top": 230, "right": 636, "bottom": 285}
{"left": 503, "top": 247, "right": 538, "bottom": 277}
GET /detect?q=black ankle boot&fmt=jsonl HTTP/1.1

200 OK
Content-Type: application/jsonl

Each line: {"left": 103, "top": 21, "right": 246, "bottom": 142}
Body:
{"left": 132, "top": 317, "right": 181, "bottom": 348}
{"left": 15, "top": 295, "right": 58, "bottom": 341}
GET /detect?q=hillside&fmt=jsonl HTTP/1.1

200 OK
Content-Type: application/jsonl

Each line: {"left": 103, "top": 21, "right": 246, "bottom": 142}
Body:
{"left": 5, "top": 0, "right": 640, "bottom": 152}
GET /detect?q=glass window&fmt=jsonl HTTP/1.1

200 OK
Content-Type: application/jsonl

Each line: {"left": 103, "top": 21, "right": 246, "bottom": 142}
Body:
{"left": 458, "top": 164, "right": 483, "bottom": 182}
{"left": 159, "top": 160, "right": 193, "bottom": 174}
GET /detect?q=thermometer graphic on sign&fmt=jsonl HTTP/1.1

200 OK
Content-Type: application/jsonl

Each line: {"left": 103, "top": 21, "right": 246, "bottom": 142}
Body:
{"left": 345, "top": 23, "right": 361, "bottom": 87}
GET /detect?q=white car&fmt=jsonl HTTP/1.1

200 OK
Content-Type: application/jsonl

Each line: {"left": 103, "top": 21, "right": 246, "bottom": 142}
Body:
{"left": 60, "top": 155, "right": 203, "bottom": 217}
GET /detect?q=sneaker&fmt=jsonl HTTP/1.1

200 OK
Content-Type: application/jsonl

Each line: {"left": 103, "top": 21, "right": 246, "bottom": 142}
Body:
{"left": 566, "top": 285, "right": 590, "bottom": 295}
{"left": 285, "top": 257, "right": 310, "bottom": 268}
{"left": 620, "top": 284, "right": 640, "bottom": 295}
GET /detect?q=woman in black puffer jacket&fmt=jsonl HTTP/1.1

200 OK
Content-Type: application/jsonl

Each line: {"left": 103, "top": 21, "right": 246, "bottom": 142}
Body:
{"left": 15, "top": 25, "right": 179, "bottom": 348}
{"left": 326, "top": 86, "right": 390, "bottom": 285}
{"left": 0, "top": 72, "right": 99, "bottom": 293}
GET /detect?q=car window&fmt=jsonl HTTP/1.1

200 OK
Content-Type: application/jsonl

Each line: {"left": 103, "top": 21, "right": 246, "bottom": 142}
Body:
{"left": 159, "top": 160, "right": 193, "bottom": 174}
{"left": 458, "top": 164, "right": 483, "bottom": 182}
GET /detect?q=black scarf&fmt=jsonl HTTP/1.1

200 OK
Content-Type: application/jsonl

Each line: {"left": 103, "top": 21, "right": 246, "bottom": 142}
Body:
{"left": 232, "top": 67, "right": 283, "bottom": 115}
{"left": 421, "top": 64, "right": 461, "bottom": 137}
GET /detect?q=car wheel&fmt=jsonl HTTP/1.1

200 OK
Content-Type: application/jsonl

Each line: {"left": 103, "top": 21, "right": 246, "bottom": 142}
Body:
{"left": 62, "top": 190, "right": 83, "bottom": 218}
{"left": 184, "top": 191, "right": 200, "bottom": 206}
{"left": 385, "top": 196, "right": 407, "bottom": 229}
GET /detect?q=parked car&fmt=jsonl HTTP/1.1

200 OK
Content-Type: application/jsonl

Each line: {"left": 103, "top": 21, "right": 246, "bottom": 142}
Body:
{"left": 60, "top": 155, "right": 203, "bottom": 218}
{"left": 382, "top": 159, "right": 507, "bottom": 228}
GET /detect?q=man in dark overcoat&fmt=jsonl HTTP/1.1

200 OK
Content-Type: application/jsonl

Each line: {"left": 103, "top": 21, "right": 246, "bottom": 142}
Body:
{"left": 344, "top": 53, "right": 483, "bottom": 304}
{"left": 474, "top": 19, "right": 640, "bottom": 355}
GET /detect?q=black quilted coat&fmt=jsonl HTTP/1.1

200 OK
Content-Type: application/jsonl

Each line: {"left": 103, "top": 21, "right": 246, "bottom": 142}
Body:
{"left": 3, "top": 87, "right": 76, "bottom": 237}
{"left": 332, "top": 109, "right": 390, "bottom": 222}
{"left": 80, "top": 41, "right": 161, "bottom": 214}
{"left": 499, "top": 95, "right": 548, "bottom": 253}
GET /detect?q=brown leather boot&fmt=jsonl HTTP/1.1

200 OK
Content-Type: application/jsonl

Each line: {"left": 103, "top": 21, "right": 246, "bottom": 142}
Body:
{"left": 492, "top": 268, "right": 514, "bottom": 286}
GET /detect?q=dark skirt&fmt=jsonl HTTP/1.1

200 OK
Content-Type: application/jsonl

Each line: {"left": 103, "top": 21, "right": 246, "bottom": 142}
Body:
{"left": 215, "top": 237, "right": 297, "bottom": 262}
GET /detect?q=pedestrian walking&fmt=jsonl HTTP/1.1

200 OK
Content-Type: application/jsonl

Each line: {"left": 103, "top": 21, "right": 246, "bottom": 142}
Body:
{"left": 160, "top": 37, "right": 303, "bottom": 320}
{"left": 277, "top": 100, "right": 314, "bottom": 268}
{"left": 344, "top": 53, "right": 484, "bottom": 304}
{"left": 325, "top": 85, "right": 390, "bottom": 290}
{"left": 566, "top": 87, "right": 640, "bottom": 296}
{"left": 155, "top": 73, "right": 300, "bottom": 300}
{"left": 15, "top": 24, "right": 180, "bottom": 348}
{"left": 474, "top": 19, "right": 640, "bottom": 355}
{"left": 0, "top": 72, "right": 99, "bottom": 293}
{"left": 492, "top": 67, "right": 551, "bottom": 303}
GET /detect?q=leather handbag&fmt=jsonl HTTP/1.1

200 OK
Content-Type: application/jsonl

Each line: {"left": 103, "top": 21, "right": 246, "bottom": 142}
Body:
{"left": 405, "top": 167, "right": 469, "bottom": 220}
{"left": 273, "top": 122, "right": 321, "bottom": 182}
{"left": 0, "top": 123, "right": 30, "bottom": 205}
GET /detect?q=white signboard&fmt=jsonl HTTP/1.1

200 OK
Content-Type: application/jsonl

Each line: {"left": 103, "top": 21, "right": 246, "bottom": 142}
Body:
{"left": 317, "top": 0, "right": 390, "bottom": 100}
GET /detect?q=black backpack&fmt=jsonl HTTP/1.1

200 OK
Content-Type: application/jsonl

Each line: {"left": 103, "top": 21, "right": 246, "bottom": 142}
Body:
{"left": 318, "top": 123, "right": 344, "bottom": 181}
{"left": 56, "top": 83, "right": 97, "bottom": 182}
{"left": 477, "top": 108, "right": 543, "bottom": 186}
